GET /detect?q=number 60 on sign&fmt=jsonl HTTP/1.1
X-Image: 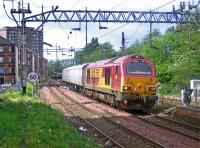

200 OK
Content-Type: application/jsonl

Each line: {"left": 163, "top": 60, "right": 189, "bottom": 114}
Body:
{"left": 28, "top": 72, "right": 38, "bottom": 82}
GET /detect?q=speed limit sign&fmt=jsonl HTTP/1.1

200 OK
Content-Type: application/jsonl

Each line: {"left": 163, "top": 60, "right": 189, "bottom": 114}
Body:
{"left": 28, "top": 72, "right": 38, "bottom": 82}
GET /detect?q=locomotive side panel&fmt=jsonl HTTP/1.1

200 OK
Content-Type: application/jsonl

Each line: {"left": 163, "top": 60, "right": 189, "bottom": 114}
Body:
{"left": 85, "top": 66, "right": 120, "bottom": 94}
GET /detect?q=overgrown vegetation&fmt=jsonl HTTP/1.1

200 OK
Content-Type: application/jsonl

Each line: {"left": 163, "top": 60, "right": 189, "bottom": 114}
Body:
{"left": 0, "top": 86, "right": 96, "bottom": 147}
{"left": 125, "top": 23, "right": 200, "bottom": 95}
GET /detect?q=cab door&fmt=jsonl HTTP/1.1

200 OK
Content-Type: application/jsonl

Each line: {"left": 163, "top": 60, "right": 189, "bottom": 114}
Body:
{"left": 112, "top": 66, "right": 121, "bottom": 89}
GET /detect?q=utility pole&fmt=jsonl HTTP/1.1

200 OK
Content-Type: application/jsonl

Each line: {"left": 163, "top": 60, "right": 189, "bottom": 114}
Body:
{"left": 188, "top": 2, "right": 192, "bottom": 51}
{"left": 56, "top": 44, "right": 59, "bottom": 62}
{"left": 149, "top": 11, "right": 152, "bottom": 47}
{"left": 121, "top": 32, "right": 125, "bottom": 56}
{"left": 85, "top": 7, "right": 88, "bottom": 47}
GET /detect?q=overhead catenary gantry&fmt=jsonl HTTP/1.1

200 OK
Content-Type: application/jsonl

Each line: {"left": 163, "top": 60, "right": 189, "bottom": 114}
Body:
{"left": 19, "top": 8, "right": 200, "bottom": 29}
{"left": 9, "top": 5, "right": 200, "bottom": 62}
{"left": 10, "top": 6, "right": 200, "bottom": 31}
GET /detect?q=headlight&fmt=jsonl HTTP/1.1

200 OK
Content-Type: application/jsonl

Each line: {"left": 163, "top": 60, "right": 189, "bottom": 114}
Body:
{"left": 148, "top": 87, "right": 156, "bottom": 91}
{"left": 123, "top": 86, "right": 131, "bottom": 90}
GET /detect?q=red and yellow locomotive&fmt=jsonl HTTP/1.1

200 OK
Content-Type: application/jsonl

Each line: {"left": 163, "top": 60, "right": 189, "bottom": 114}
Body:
{"left": 63, "top": 54, "right": 158, "bottom": 110}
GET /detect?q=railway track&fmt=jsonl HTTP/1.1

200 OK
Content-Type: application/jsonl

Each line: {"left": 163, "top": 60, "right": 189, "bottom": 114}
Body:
{"left": 133, "top": 114, "right": 200, "bottom": 141}
{"left": 48, "top": 86, "right": 165, "bottom": 148}
{"left": 48, "top": 87, "right": 124, "bottom": 148}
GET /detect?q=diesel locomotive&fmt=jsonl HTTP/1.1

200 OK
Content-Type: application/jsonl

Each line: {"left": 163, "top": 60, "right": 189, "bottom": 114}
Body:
{"left": 62, "top": 55, "right": 158, "bottom": 111}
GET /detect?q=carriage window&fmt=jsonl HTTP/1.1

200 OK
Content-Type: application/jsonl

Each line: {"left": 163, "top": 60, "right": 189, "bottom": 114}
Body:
{"left": 87, "top": 69, "right": 90, "bottom": 83}
{"left": 126, "top": 62, "right": 151, "bottom": 74}
{"left": 105, "top": 68, "right": 110, "bottom": 85}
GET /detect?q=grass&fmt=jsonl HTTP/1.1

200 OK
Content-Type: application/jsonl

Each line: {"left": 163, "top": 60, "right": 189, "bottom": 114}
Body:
{"left": 0, "top": 86, "right": 97, "bottom": 148}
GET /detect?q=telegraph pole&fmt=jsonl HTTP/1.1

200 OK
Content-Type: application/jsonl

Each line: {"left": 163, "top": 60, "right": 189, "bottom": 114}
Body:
{"left": 85, "top": 7, "right": 88, "bottom": 47}
{"left": 149, "top": 11, "right": 152, "bottom": 47}
{"left": 188, "top": 2, "right": 192, "bottom": 51}
{"left": 121, "top": 32, "right": 125, "bottom": 56}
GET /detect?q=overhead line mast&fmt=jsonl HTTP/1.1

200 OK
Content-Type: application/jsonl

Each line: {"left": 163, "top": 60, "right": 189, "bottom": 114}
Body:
{"left": 9, "top": 0, "right": 31, "bottom": 94}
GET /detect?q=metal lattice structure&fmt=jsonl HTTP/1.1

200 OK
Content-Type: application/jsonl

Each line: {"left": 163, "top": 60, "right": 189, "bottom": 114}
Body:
{"left": 23, "top": 9, "right": 200, "bottom": 24}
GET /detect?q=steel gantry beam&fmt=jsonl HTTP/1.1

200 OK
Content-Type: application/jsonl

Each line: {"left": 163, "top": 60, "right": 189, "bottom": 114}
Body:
{"left": 23, "top": 9, "right": 200, "bottom": 25}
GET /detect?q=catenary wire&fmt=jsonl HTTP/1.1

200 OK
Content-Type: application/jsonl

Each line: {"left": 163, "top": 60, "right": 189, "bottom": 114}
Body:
{"left": 98, "top": 0, "right": 177, "bottom": 40}
{"left": 98, "top": 23, "right": 128, "bottom": 39}
{"left": 109, "top": 0, "right": 128, "bottom": 10}
{"left": 3, "top": 0, "right": 16, "bottom": 21}
{"left": 70, "top": 0, "right": 81, "bottom": 9}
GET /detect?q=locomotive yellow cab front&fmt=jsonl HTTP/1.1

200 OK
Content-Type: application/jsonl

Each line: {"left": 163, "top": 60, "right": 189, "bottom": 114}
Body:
{"left": 120, "top": 57, "right": 158, "bottom": 110}
{"left": 121, "top": 77, "right": 158, "bottom": 110}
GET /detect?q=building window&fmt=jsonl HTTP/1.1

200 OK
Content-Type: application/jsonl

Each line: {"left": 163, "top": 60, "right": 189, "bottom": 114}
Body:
{"left": 0, "top": 57, "right": 3, "bottom": 63}
{"left": 7, "top": 67, "right": 15, "bottom": 74}
{"left": 11, "top": 46, "right": 15, "bottom": 52}
{"left": 8, "top": 56, "right": 11, "bottom": 63}
{"left": 0, "top": 47, "right": 3, "bottom": 52}
{"left": 0, "top": 67, "right": 4, "bottom": 74}
{"left": 7, "top": 68, "right": 11, "bottom": 74}
{"left": 12, "top": 67, "right": 15, "bottom": 74}
{"left": 9, "top": 47, "right": 14, "bottom": 52}
{"left": 8, "top": 56, "right": 15, "bottom": 63}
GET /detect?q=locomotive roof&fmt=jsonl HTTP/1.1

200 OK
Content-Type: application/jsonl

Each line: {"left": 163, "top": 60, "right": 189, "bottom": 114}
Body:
{"left": 86, "top": 54, "right": 147, "bottom": 68}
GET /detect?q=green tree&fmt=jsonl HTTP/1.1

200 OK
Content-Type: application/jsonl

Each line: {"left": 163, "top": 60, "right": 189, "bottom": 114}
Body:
{"left": 125, "top": 21, "right": 200, "bottom": 95}
{"left": 75, "top": 38, "right": 116, "bottom": 64}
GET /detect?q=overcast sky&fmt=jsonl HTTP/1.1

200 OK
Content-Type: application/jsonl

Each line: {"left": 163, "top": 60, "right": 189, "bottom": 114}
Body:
{"left": 0, "top": 0, "right": 197, "bottom": 60}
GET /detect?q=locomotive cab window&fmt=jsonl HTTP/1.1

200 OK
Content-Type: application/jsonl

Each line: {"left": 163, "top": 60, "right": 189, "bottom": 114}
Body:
{"left": 126, "top": 62, "right": 151, "bottom": 75}
{"left": 105, "top": 68, "right": 111, "bottom": 85}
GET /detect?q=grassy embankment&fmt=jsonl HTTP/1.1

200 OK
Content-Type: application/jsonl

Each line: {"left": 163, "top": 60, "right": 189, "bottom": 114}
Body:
{"left": 0, "top": 85, "right": 96, "bottom": 148}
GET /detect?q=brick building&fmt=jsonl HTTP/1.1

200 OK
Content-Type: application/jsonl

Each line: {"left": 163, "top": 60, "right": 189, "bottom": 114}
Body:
{"left": 0, "top": 26, "right": 48, "bottom": 81}
{"left": 0, "top": 26, "right": 43, "bottom": 56}
{"left": 0, "top": 36, "right": 16, "bottom": 84}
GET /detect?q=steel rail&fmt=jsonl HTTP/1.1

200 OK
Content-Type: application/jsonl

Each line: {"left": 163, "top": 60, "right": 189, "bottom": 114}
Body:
{"left": 132, "top": 114, "right": 200, "bottom": 141}
{"left": 154, "top": 114, "right": 200, "bottom": 131}
{"left": 48, "top": 86, "right": 125, "bottom": 148}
